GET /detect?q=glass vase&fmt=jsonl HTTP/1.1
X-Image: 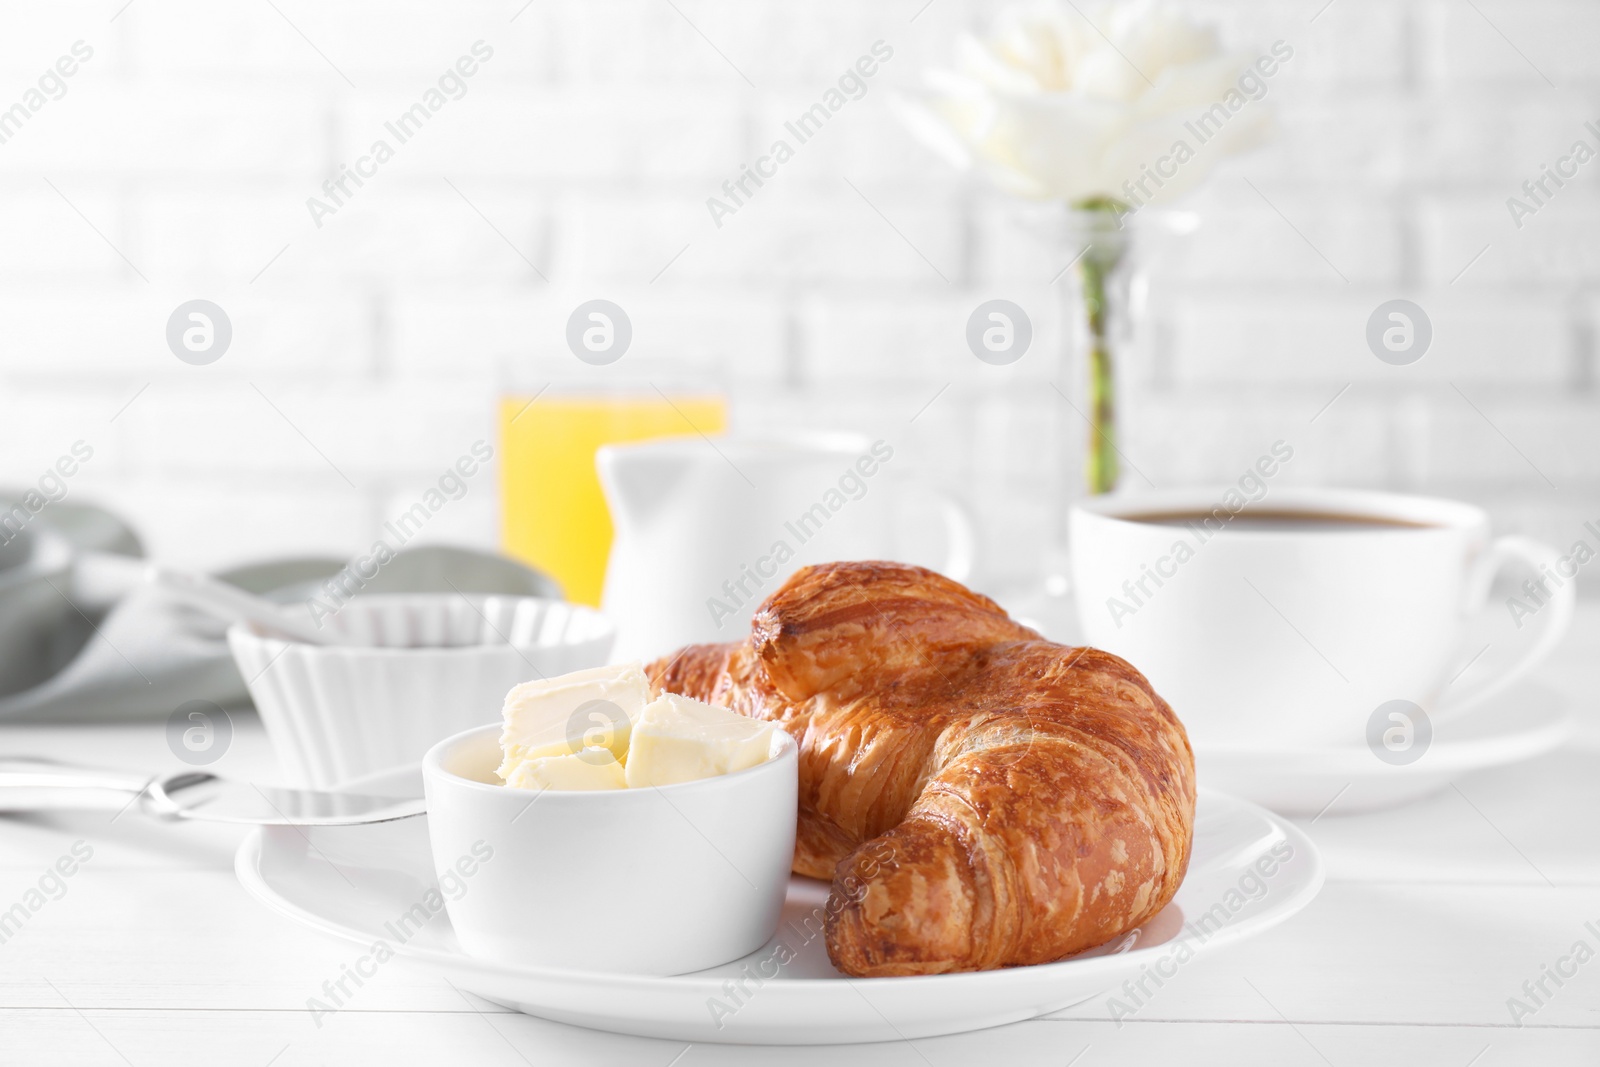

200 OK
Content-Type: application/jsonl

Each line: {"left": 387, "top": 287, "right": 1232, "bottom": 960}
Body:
{"left": 1009, "top": 202, "right": 1195, "bottom": 640}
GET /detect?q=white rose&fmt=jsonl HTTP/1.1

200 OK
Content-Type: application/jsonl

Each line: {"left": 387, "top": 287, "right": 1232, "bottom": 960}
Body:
{"left": 899, "top": 1, "right": 1274, "bottom": 206}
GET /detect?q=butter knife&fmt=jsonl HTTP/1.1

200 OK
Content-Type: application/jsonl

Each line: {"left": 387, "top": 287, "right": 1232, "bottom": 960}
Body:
{"left": 0, "top": 758, "right": 426, "bottom": 826}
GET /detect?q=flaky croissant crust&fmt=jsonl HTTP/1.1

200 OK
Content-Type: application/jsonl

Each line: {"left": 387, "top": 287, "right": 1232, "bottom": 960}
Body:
{"left": 648, "top": 561, "right": 1195, "bottom": 978}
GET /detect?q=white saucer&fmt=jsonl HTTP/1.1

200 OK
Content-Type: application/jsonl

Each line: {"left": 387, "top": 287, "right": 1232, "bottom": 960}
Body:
{"left": 235, "top": 780, "right": 1322, "bottom": 1045}
{"left": 1196, "top": 681, "right": 1572, "bottom": 817}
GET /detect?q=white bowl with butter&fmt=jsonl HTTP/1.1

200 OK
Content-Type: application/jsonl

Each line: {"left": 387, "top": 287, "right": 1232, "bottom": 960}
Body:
{"left": 421, "top": 665, "right": 798, "bottom": 976}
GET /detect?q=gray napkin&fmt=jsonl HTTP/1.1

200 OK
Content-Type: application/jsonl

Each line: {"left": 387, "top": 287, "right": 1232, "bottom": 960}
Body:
{"left": 0, "top": 500, "right": 559, "bottom": 723}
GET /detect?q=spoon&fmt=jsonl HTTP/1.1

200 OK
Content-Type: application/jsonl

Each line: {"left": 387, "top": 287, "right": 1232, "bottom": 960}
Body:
{"left": 71, "top": 553, "right": 357, "bottom": 646}
{"left": 143, "top": 564, "right": 357, "bottom": 646}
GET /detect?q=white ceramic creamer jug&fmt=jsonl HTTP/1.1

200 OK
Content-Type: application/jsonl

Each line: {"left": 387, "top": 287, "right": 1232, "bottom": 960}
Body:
{"left": 597, "top": 432, "right": 975, "bottom": 661}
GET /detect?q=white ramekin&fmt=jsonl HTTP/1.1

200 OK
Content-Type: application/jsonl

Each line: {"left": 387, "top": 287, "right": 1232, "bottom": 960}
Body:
{"left": 422, "top": 722, "right": 798, "bottom": 976}
{"left": 228, "top": 595, "right": 615, "bottom": 788}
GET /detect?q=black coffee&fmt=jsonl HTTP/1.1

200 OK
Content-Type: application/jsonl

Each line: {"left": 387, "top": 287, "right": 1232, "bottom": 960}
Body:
{"left": 1123, "top": 509, "right": 1436, "bottom": 533}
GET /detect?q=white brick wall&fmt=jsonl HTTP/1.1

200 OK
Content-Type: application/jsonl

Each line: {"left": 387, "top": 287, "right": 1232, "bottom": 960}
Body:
{"left": 0, "top": 0, "right": 1595, "bottom": 588}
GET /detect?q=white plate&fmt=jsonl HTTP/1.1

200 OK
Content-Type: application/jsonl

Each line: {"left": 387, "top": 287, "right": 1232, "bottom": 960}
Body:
{"left": 1197, "top": 681, "right": 1572, "bottom": 816}
{"left": 235, "top": 781, "right": 1323, "bottom": 1045}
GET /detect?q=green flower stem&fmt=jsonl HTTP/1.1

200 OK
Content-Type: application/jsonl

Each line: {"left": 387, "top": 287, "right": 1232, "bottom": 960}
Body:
{"left": 1072, "top": 197, "right": 1130, "bottom": 496}
{"left": 1082, "top": 255, "right": 1117, "bottom": 495}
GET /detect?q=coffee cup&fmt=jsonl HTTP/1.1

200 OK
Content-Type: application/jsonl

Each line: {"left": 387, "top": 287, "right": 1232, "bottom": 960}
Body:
{"left": 1069, "top": 487, "right": 1574, "bottom": 750}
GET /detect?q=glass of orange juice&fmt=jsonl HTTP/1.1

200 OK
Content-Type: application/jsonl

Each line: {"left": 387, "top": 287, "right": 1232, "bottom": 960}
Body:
{"left": 498, "top": 391, "right": 726, "bottom": 606}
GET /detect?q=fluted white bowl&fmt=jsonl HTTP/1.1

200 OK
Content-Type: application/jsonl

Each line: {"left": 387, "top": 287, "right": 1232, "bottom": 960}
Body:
{"left": 228, "top": 595, "right": 614, "bottom": 788}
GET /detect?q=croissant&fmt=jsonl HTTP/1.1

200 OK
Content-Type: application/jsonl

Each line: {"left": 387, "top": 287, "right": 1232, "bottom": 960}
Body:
{"left": 647, "top": 560, "right": 1195, "bottom": 978}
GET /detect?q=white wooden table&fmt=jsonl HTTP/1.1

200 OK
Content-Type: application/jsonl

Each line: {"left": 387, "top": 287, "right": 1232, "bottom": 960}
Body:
{"left": 3, "top": 610, "right": 1599, "bottom": 1066}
